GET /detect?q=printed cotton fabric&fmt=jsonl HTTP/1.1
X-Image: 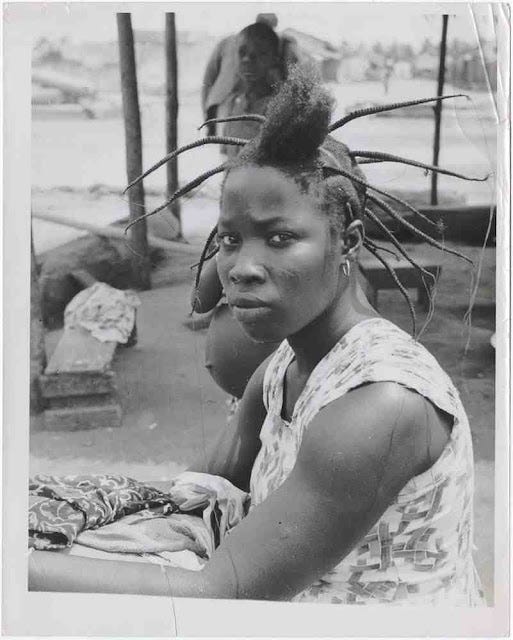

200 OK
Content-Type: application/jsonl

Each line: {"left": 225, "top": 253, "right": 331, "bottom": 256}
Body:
{"left": 29, "top": 472, "right": 249, "bottom": 561}
{"left": 29, "top": 474, "right": 176, "bottom": 550}
{"left": 250, "top": 317, "right": 485, "bottom": 605}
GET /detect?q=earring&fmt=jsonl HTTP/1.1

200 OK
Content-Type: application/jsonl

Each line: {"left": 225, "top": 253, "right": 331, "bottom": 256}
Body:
{"left": 342, "top": 260, "right": 351, "bottom": 277}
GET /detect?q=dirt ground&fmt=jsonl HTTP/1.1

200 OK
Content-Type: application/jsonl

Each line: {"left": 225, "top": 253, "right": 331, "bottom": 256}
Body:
{"left": 30, "top": 219, "right": 496, "bottom": 603}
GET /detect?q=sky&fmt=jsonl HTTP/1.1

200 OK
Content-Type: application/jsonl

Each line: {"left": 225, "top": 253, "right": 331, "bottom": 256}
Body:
{"left": 12, "top": 1, "right": 499, "bottom": 47}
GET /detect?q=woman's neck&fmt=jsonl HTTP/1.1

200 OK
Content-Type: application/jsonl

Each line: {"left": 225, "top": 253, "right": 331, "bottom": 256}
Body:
{"left": 287, "top": 277, "right": 379, "bottom": 376}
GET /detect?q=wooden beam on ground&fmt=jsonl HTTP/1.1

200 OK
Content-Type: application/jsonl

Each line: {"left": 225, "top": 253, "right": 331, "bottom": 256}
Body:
{"left": 31, "top": 211, "right": 202, "bottom": 255}
{"left": 431, "top": 14, "right": 449, "bottom": 206}
{"left": 117, "top": 12, "right": 151, "bottom": 289}
{"left": 165, "top": 12, "right": 182, "bottom": 237}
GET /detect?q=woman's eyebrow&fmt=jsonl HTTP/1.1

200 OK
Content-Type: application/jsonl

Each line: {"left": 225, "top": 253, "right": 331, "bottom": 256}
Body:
{"left": 252, "top": 216, "right": 293, "bottom": 229}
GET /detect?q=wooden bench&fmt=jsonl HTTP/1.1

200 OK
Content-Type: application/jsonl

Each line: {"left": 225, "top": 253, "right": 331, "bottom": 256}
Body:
{"left": 358, "top": 255, "right": 442, "bottom": 311}
{"left": 40, "top": 326, "right": 122, "bottom": 430}
{"left": 39, "top": 271, "right": 135, "bottom": 431}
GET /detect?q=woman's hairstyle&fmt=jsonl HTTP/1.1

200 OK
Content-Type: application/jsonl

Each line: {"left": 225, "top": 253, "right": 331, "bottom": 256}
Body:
{"left": 125, "top": 66, "right": 487, "bottom": 337}
{"left": 238, "top": 22, "right": 280, "bottom": 55}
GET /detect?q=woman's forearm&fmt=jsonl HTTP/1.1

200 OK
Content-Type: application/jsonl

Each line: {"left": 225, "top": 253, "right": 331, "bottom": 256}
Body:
{"left": 28, "top": 550, "right": 237, "bottom": 599}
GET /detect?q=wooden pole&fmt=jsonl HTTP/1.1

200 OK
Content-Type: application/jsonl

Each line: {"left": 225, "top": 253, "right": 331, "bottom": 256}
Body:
{"left": 165, "top": 12, "right": 182, "bottom": 237}
{"left": 32, "top": 210, "right": 201, "bottom": 255}
{"left": 117, "top": 12, "right": 151, "bottom": 289}
{"left": 431, "top": 14, "right": 449, "bottom": 206}
{"left": 30, "top": 228, "right": 46, "bottom": 413}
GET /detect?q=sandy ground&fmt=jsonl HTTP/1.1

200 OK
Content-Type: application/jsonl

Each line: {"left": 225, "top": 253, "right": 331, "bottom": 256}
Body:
{"left": 30, "top": 229, "right": 496, "bottom": 603}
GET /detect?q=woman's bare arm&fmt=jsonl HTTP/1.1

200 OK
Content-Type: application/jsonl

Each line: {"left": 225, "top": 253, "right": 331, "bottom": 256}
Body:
{"left": 29, "top": 382, "right": 439, "bottom": 599}
{"left": 187, "top": 357, "right": 270, "bottom": 491}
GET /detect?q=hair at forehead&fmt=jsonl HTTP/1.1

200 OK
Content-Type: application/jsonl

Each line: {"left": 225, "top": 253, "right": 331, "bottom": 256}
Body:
{"left": 238, "top": 22, "right": 279, "bottom": 52}
{"left": 225, "top": 66, "right": 366, "bottom": 222}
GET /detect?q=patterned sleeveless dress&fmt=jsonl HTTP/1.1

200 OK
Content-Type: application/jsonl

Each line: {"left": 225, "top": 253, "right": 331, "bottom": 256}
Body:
{"left": 249, "top": 318, "right": 484, "bottom": 605}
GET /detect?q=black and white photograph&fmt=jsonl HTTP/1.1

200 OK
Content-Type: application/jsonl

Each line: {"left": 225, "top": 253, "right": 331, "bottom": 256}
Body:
{"left": 3, "top": 1, "right": 510, "bottom": 636}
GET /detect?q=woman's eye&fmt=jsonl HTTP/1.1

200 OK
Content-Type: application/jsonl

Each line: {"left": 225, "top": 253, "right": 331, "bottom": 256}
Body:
{"left": 218, "top": 234, "right": 239, "bottom": 248}
{"left": 268, "top": 233, "right": 295, "bottom": 247}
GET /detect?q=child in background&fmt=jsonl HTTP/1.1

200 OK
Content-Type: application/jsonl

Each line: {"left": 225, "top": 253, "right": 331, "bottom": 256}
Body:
{"left": 221, "top": 22, "right": 283, "bottom": 156}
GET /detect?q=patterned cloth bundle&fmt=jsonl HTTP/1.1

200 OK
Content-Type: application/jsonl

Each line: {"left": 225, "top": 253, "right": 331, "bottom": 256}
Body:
{"left": 29, "top": 472, "right": 249, "bottom": 565}
{"left": 64, "top": 282, "right": 140, "bottom": 343}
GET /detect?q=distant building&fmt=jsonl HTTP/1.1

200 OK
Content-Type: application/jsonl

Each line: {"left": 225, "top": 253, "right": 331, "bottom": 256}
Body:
{"left": 449, "top": 42, "right": 497, "bottom": 91}
{"left": 281, "top": 28, "right": 342, "bottom": 82}
{"left": 413, "top": 52, "right": 439, "bottom": 79}
{"left": 338, "top": 56, "right": 368, "bottom": 82}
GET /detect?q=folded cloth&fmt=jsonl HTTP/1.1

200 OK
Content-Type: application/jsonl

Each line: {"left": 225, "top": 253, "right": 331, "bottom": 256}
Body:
{"left": 64, "top": 282, "right": 140, "bottom": 343}
{"left": 29, "top": 474, "right": 177, "bottom": 550}
{"left": 76, "top": 510, "right": 211, "bottom": 558}
{"left": 29, "top": 472, "right": 250, "bottom": 559}
{"left": 167, "top": 472, "right": 249, "bottom": 551}
{"left": 75, "top": 472, "right": 249, "bottom": 559}
{"left": 65, "top": 544, "right": 205, "bottom": 571}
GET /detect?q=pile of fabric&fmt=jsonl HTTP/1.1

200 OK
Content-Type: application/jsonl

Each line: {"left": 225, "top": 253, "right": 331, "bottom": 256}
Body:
{"left": 64, "top": 282, "right": 140, "bottom": 344}
{"left": 29, "top": 472, "right": 249, "bottom": 570}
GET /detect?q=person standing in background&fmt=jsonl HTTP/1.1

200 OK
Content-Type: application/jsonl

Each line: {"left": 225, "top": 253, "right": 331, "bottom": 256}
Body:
{"left": 220, "top": 22, "right": 282, "bottom": 156}
{"left": 201, "top": 14, "right": 299, "bottom": 137}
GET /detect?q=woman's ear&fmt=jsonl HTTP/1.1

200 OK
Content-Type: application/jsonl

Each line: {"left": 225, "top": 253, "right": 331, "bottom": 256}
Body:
{"left": 341, "top": 220, "right": 364, "bottom": 263}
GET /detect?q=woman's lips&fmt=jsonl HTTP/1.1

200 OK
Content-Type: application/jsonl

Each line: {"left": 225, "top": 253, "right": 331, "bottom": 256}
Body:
{"left": 229, "top": 297, "right": 272, "bottom": 322}
{"left": 232, "top": 305, "right": 271, "bottom": 323}
{"left": 229, "top": 296, "right": 268, "bottom": 309}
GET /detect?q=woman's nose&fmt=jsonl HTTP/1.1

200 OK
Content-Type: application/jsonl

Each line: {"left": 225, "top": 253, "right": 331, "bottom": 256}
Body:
{"left": 228, "top": 252, "right": 266, "bottom": 285}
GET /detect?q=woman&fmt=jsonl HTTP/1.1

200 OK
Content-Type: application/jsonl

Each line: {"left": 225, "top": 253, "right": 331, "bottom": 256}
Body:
{"left": 29, "top": 68, "right": 484, "bottom": 604}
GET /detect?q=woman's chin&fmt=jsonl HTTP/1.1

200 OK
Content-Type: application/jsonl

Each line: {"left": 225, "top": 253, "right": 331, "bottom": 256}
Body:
{"left": 239, "top": 322, "right": 284, "bottom": 345}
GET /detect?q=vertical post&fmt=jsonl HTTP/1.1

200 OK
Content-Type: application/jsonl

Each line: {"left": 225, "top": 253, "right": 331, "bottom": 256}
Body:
{"left": 30, "top": 229, "right": 46, "bottom": 413}
{"left": 431, "top": 14, "right": 449, "bottom": 206}
{"left": 117, "top": 12, "right": 151, "bottom": 289}
{"left": 165, "top": 12, "right": 182, "bottom": 238}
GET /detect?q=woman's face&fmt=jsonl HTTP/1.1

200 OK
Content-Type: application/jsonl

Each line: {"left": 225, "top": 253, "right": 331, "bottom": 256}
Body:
{"left": 237, "top": 34, "right": 276, "bottom": 88}
{"left": 217, "top": 166, "right": 343, "bottom": 343}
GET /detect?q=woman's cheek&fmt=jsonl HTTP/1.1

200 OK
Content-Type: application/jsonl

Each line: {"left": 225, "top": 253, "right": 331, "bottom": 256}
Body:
{"left": 216, "top": 258, "right": 231, "bottom": 289}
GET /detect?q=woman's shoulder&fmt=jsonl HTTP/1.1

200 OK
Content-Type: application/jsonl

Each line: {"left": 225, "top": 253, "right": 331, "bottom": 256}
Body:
{"left": 327, "top": 318, "right": 456, "bottom": 399}
{"left": 297, "top": 381, "right": 434, "bottom": 509}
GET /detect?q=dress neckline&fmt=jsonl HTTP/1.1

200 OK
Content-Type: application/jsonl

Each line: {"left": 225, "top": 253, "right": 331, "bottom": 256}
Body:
{"left": 277, "top": 317, "right": 396, "bottom": 426}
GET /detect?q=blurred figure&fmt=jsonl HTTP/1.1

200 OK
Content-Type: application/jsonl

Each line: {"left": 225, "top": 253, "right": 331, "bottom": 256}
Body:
{"left": 201, "top": 14, "right": 299, "bottom": 137}
{"left": 382, "top": 57, "right": 395, "bottom": 95}
{"left": 220, "top": 22, "right": 281, "bottom": 155}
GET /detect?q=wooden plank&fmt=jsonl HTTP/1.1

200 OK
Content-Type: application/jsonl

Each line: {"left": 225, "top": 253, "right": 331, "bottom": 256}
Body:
{"left": 40, "top": 370, "right": 116, "bottom": 399}
{"left": 165, "top": 12, "right": 182, "bottom": 236}
{"left": 117, "top": 12, "right": 151, "bottom": 290}
{"left": 45, "top": 328, "right": 116, "bottom": 375}
{"left": 431, "top": 14, "right": 449, "bottom": 205}
{"left": 32, "top": 210, "right": 201, "bottom": 255}
{"left": 43, "top": 401, "right": 122, "bottom": 431}
{"left": 359, "top": 262, "right": 441, "bottom": 289}
{"left": 359, "top": 257, "right": 441, "bottom": 312}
